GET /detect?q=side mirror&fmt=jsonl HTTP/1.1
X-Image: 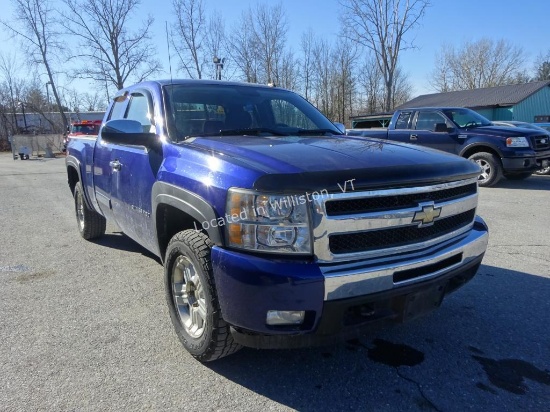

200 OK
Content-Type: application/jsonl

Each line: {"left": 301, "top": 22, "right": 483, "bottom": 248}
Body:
{"left": 333, "top": 122, "right": 346, "bottom": 134}
{"left": 101, "top": 119, "right": 158, "bottom": 147}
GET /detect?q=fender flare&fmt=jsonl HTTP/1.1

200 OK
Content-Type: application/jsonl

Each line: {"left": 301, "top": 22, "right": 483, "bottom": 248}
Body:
{"left": 152, "top": 181, "right": 224, "bottom": 246}
{"left": 65, "top": 155, "right": 95, "bottom": 210}
{"left": 459, "top": 142, "right": 503, "bottom": 159}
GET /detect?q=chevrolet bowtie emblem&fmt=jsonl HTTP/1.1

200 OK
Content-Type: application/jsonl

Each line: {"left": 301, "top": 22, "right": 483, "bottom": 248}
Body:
{"left": 412, "top": 203, "right": 442, "bottom": 226}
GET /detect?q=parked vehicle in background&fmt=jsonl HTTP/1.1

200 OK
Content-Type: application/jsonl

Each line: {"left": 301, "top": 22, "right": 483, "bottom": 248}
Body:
{"left": 64, "top": 120, "right": 102, "bottom": 152}
{"left": 533, "top": 122, "right": 550, "bottom": 132}
{"left": 492, "top": 121, "right": 550, "bottom": 175}
{"left": 66, "top": 80, "right": 488, "bottom": 362}
{"left": 492, "top": 120, "right": 548, "bottom": 132}
{"left": 356, "top": 108, "right": 550, "bottom": 186}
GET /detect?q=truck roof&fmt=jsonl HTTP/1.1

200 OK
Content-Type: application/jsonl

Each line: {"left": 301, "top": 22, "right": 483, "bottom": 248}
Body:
{"left": 125, "top": 79, "right": 284, "bottom": 91}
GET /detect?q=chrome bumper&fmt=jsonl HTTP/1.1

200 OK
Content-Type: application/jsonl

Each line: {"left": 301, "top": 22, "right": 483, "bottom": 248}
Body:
{"left": 321, "top": 219, "right": 488, "bottom": 301}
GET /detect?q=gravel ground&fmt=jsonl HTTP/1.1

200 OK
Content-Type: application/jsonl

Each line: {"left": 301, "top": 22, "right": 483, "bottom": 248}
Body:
{"left": 0, "top": 153, "right": 549, "bottom": 411}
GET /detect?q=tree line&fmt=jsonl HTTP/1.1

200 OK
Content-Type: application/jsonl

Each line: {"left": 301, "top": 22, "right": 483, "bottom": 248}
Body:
{"left": 1, "top": 0, "right": 549, "bottom": 144}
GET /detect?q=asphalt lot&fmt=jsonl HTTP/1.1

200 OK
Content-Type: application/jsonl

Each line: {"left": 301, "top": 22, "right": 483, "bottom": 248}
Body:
{"left": 0, "top": 153, "right": 549, "bottom": 411}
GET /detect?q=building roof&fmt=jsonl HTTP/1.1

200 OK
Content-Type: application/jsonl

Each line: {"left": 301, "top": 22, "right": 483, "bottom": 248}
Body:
{"left": 396, "top": 80, "right": 550, "bottom": 110}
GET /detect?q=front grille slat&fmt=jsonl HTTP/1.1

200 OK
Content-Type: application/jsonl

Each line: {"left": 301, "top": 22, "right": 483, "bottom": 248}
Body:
{"left": 325, "top": 183, "right": 477, "bottom": 216}
{"left": 329, "top": 210, "right": 475, "bottom": 255}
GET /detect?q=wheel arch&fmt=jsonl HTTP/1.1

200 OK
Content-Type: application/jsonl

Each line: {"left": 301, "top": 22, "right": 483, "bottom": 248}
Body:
{"left": 152, "top": 182, "right": 224, "bottom": 262}
{"left": 66, "top": 156, "right": 95, "bottom": 211}
{"left": 460, "top": 143, "right": 502, "bottom": 162}
{"left": 66, "top": 156, "right": 82, "bottom": 195}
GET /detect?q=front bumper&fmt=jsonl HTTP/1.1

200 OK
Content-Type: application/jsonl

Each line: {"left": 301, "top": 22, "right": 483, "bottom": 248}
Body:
{"left": 211, "top": 217, "right": 488, "bottom": 349}
{"left": 501, "top": 149, "right": 550, "bottom": 172}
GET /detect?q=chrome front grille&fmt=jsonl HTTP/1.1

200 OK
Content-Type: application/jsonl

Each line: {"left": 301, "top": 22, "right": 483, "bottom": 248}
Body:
{"left": 311, "top": 178, "right": 479, "bottom": 262}
{"left": 532, "top": 134, "right": 550, "bottom": 151}
{"left": 325, "top": 183, "right": 477, "bottom": 216}
{"left": 329, "top": 209, "right": 475, "bottom": 254}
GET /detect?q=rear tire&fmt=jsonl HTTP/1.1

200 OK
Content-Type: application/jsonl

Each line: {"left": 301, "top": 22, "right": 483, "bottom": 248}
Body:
{"left": 164, "top": 230, "right": 241, "bottom": 362}
{"left": 468, "top": 152, "right": 502, "bottom": 187}
{"left": 74, "top": 182, "right": 106, "bottom": 239}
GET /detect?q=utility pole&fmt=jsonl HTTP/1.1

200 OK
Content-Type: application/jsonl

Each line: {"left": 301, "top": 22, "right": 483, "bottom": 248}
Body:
{"left": 45, "top": 82, "right": 51, "bottom": 106}
{"left": 213, "top": 57, "right": 225, "bottom": 80}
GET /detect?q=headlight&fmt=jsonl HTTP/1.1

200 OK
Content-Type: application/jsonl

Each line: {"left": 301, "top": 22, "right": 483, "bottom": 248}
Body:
{"left": 506, "top": 136, "right": 530, "bottom": 147}
{"left": 225, "top": 188, "right": 311, "bottom": 254}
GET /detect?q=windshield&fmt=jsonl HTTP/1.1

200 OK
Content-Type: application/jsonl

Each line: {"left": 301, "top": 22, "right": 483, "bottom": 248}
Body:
{"left": 163, "top": 84, "right": 342, "bottom": 141}
{"left": 442, "top": 108, "right": 492, "bottom": 128}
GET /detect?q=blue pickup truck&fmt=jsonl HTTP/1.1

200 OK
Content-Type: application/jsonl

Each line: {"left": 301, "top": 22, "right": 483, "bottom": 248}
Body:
{"left": 348, "top": 107, "right": 550, "bottom": 186}
{"left": 66, "top": 80, "right": 488, "bottom": 361}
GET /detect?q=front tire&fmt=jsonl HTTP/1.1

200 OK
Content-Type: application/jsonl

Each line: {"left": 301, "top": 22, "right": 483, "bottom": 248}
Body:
{"left": 468, "top": 152, "right": 502, "bottom": 187}
{"left": 74, "top": 182, "right": 106, "bottom": 239}
{"left": 164, "top": 230, "right": 241, "bottom": 362}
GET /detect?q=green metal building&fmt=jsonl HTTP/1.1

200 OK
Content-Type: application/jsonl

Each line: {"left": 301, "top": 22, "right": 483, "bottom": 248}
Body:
{"left": 397, "top": 80, "right": 550, "bottom": 122}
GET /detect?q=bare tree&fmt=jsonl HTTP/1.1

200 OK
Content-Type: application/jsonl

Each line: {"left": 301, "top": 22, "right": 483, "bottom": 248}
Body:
{"left": 391, "top": 66, "right": 412, "bottom": 108}
{"left": 358, "top": 56, "right": 384, "bottom": 114}
{"left": 2, "top": 0, "right": 68, "bottom": 130}
{"left": 82, "top": 92, "right": 104, "bottom": 112}
{"left": 61, "top": 88, "right": 81, "bottom": 113}
{"left": 429, "top": 45, "right": 454, "bottom": 93}
{"left": 311, "top": 38, "right": 335, "bottom": 118}
{"left": 0, "top": 53, "right": 26, "bottom": 135}
{"left": 171, "top": 0, "right": 206, "bottom": 79}
{"left": 332, "top": 39, "right": 357, "bottom": 123}
{"left": 278, "top": 49, "right": 300, "bottom": 91}
{"left": 205, "top": 11, "right": 228, "bottom": 79}
{"left": 251, "top": 2, "right": 288, "bottom": 85}
{"left": 227, "top": 11, "right": 260, "bottom": 83}
{"left": 430, "top": 38, "right": 526, "bottom": 92}
{"left": 300, "top": 29, "right": 316, "bottom": 100}
{"left": 60, "top": 0, "right": 161, "bottom": 90}
{"left": 340, "top": 0, "right": 429, "bottom": 111}
{"left": 533, "top": 50, "right": 550, "bottom": 81}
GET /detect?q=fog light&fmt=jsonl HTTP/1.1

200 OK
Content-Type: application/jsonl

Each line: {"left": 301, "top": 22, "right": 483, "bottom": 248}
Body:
{"left": 266, "top": 310, "right": 305, "bottom": 325}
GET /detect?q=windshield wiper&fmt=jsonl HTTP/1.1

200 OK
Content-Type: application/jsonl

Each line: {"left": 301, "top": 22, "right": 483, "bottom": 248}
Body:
{"left": 295, "top": 128, "right": 342, "bottom": 136}
{"left": 213, "top": 128, "right": 289, "bottom": 136}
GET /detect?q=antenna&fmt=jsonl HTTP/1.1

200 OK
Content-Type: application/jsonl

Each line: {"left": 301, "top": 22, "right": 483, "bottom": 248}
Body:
{"left": 165, "top": 21, "right": 173, "bottom": 83}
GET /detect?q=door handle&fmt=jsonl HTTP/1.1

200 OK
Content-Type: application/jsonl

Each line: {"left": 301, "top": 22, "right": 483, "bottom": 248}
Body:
{"left": 410, "top": 134, "right": 418, "bottom": 141}
{"left": 109, "top": 160, "right": 122, "bottom": 171}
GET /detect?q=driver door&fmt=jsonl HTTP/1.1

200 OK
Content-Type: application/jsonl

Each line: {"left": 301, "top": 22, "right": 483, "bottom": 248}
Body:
{"left": 109, "top": 90, "right": 159, "bottom": 252}
{"left": 410, "top": 110, "right": 457, "bottom": 154}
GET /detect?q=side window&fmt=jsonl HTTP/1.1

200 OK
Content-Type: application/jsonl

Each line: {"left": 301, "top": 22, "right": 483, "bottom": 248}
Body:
{"left": 108, "top": 97, "right": 128, "bottom": 121}
{"left": 126, "top": 92, "right": 153, "bottom": 132}
{"left": 395, "top": 112, "right": 412, "bottom": 129}
{"left": 415, "top": 111, "right": 446, "bottom": 132}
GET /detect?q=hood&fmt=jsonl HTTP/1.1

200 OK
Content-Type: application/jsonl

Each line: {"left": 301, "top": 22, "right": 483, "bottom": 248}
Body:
{"left": 183, "top": 135, "right": 480, "bottom": 192}
{"left": 466, "top": 125, "right": 543, "bottom": 138}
